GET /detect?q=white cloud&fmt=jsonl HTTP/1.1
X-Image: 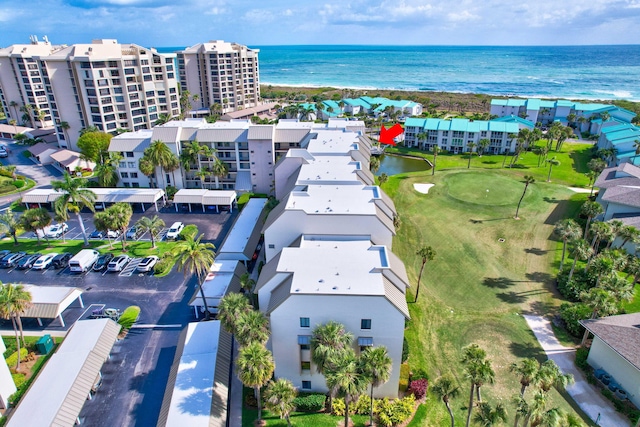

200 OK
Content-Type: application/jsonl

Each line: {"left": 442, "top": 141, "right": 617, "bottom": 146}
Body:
{"left": 243, "top": 9, "right": 276, "bottom": 24}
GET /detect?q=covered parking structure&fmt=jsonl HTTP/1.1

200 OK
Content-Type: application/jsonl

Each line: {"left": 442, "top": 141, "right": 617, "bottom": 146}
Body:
{"left": 157, "top": 321, "right": 232, "bottom": 427}
{"left": 173, "top": 189, "right": 236, "bottom": 213}
{"left": 21, "top": 187, "right": 166, "bottom": 212}
{"left": 22, "top": 285, "right": 84, "bottom": 327}
{"left": 6, "top": 318, "right": 120, "bottom": 427}
{"left": 216, "top": 198, "right": 267, "bottom": 266}
{"left": 189, "top": 260, "right": 246, "bottom": 319}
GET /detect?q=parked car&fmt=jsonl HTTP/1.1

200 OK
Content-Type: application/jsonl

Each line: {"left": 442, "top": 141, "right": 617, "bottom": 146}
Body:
{"left": 126, "top": 226, "right": 143, "bottom": 240}
{"left": 45, "top": 223, "right": 69, "bottom": 239}
{"left": 69, "top": 249, "right": 100, "bottom": 273}
{"left": 92, "top": 253, "right": 114, "bottom": 272}
{"left": 32, "top": 253, "right": 58, "bottom": 270}
{"left": 51, "top": 252, "right": 73, "bottom": 269}
{"left": 165, "top": 222, "right": 184, "bottom": 240}
{"left": 107, "top": 255, "right": 131, "bottom": 272}
{"left": 90, "top": 229, "right": 120, "bottom": 239}
{"left": 0, "top": 250, "right": 11, "bottom": 259}
{"left": 0, "top": 252, "right": 26, "bottom": 268}
{"left": 0, "top": 146, "right": 8, "bottom": 158}
{"left": 16, "top": 253, "right": 42, "bottom": 269}
{"left": 137, "top": 256, "right": 159, "bottom": 272}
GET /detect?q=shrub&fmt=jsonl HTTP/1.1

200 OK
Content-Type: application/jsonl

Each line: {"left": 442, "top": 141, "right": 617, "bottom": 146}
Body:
{"left": 557, "top": 269, "right": 595, "bottom": 301}
{"left": 165, "top": 185, "right": 178, "bottom": 200}
{"left": 399, "top": 363, "right": 410, "bottom": 393}
{"left": 16, "top": 175, "right": 26, "bottom": 181}
{"left": 22, "top": 151, "right": 32, "bottom": 158}
{"left": 293, "top": 393, "right": 326, "bottom": 412}
{"left": 575, "top": 347, "right": 590, "bottom": 370}
{"left": 0, "top": 168, "right": 13, "bottom": 178}
{"left": 402, "top": 337, "right": 409, "bottom": 363}
{"left": 559, "top": 302, "right": 592, "bottom": 337}
{"left": 408, "top": 379, "right": 428, "bottom": 399}
{"left": 0, "top": 184, "right": 17, "bottom": 194}
{"left": 331, "top": 398, "right": 354, "bottom": 416}
{"left": 6, "top": 348, "right": 28, "bottom": 367}
{"left": 13, "top": 179, "right": 25, "bottom": 189}
{"left": 411, "top": 368, "right": 429, "bottom": 381}
{"left": 180, "top": 224, "right": 198, "bottom": 240}
{"left": 154, "top": 253, "right": 174, "bottom": 275}
{"left": 11, "top": 373, "right": 26, "bottom": 388}
{"left": 354, "top": 394, "right": 371, "bottom": 415}
{"left": 118, "top": 305, "right": 141, "bottom": 330}
{"left": 375, "top": 396, "right": 415, "bottom": 427}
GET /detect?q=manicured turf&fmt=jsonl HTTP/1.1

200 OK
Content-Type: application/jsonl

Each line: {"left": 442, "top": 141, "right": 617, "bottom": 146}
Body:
{"left": 384, "top": 168, "right": 595, "bottom": 426}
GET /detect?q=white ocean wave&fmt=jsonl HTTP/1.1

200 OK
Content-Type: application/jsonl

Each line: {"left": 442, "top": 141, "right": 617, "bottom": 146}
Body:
{"left": 593, "top": 89, "right": 633, "bottom": 98}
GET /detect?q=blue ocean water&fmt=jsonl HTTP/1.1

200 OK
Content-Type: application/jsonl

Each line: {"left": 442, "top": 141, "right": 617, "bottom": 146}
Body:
{"left": 254, "top": 45, "right": 640, "bottom": 101}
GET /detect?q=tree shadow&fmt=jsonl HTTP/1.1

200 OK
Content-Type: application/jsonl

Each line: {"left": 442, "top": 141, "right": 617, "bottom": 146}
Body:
{"left": 496, "top": 291, "right": 527, "bottom": 304}
{"left": 524, "top": 247, "right": 548, "bottom": 256}
{"left": 525, "top": 271, "right": 555, "bottom": 284}
{"left": 509, "top": 341, "right": 546, "bottom": 360}
{"left": 469, "top": 219, "right": 483, "bottom": 224}
{"left": 543, "top": 197, "right": 561, "bottom": 203}
{"left": 508, "top": 164, "right": 529, "bottom": 169}
{"left": 526, "top": 300, "right": 556, "bottom": 315}
{"left": 482, "top": 277, "right": 517, "bottom": 289}
{"left": 481, "top": 160, "right": 498, "bottom": 165}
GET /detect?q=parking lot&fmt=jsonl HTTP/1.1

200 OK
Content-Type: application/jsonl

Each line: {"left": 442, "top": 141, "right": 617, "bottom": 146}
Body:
{"left": 0, "top": 208, "right": 238, "bottom": 426}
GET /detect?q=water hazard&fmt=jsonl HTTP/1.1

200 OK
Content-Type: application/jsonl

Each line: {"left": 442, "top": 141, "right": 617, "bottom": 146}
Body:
{"left": 376, "top": 154, "right": 430, "bottom": 176}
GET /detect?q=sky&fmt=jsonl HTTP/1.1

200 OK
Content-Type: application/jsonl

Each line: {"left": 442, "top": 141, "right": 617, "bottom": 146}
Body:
{"left": 1, "top": 0, "right": 640, "bottom": 47}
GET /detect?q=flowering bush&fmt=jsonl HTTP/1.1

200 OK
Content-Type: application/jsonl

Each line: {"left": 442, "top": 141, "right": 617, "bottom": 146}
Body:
{"left": 408, "top": 379, "right": 428, "bottom": 399}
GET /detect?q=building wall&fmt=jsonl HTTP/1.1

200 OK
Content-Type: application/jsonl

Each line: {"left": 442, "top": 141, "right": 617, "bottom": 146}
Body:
{"left": 269, "top": 294, "right": 405, "bottom": 397}
{"left": 248, "top": 138, "right": 275, "bottom": 194}
{"left": 601, "top": 201, "right": 640, "bottom": 221}
{"left": 0, "top": 339, "right": 16, "bottom": 409}
{"left": 587, "top": 336, "right": 640, "bottom": 408}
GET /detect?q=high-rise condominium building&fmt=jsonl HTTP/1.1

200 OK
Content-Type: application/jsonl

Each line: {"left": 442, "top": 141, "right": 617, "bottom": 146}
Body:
{"left": 177, "top": 41, "right": 260, "bottom": 115}
{"left": 0, "top": 37, "right": 180, "bottom": 150}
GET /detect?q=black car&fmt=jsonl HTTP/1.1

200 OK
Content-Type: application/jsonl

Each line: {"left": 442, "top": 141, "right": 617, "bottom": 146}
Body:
{"left": 51, "top": 252, "right": 73, "bottom": 269}
{"left": 16, "top": 253, "right": 42, "bottom": 269}
{"left": 0, "top": 252, "right": 26, "bottom": 268}
{"left": 92, "top": 253, "right": 114, "bottom": 271}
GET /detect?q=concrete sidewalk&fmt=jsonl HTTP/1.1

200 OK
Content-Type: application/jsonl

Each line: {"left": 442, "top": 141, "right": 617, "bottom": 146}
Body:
{"left": 524, "top": 315, "right": 630, "bottom": 427}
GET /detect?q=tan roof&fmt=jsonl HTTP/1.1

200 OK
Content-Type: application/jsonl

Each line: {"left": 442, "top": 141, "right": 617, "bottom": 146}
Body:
{"left": 220, "top": 102, "right": 279, "bottom": 120}
{"left": 581, "top": 313, "right": 640, "bottom": 370}
{"left": 50, "top": 149, "right": 96, "bottom": 170}
{"left": 0, "top": 123, "right": 33, "bottom": 134}
{"left": 248, "top": 125, "right": 274, "bottom": 140}
{"left": 383, "top": 277, "right": 410, "bottom": 319}
{"left": 109, "top": 135, "right": 151, "bottom": 152}
{"left": 275, "top": 128, "right": 310, "bottom": 143}
{"left": 151, "top": 126, "right": 180, "bottom": 142}
{"left": 266, "top": 276, "right": 294, "bottom": 314}
{"left": 22, "top": 286, "right": 83, "bottom": 319}
{"left": 173, "top": 189, "right": 208, "bottom": 204}
{"left": 28, "top": 142, "right": 59, "bottom": 156}
{"left": 21, "top": 189, "right": 64, "bottom": 204}
{"left": 195, "top": 128, "right": 247, "bottom": 142}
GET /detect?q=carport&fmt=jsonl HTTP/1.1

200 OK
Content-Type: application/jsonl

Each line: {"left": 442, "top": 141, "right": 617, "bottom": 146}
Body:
{"left": 22, "top": 187, "right": 165, "bottom": 212}
{"left": 21, "top": 189, "right": 63, "bottom": 209}
{"left": 157, "top": 321, "right": 231, "bottom": 427}
{"left": 216, "top": 198, "right": 267, "bottom": 265}
{"left": 173, "top": 189, "right": 236, "bottom": 213}
{"left": 189, "top": 260, "right": 246, "bottom": 318}
{"left": 22, "top": 285, "right": 84, "bottom": 327}
{"left": 6, "top": 318, "right": 120, "bottom": 427}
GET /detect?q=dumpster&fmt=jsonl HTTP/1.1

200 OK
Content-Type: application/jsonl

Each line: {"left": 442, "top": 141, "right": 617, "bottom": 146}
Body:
{"left": 36, "top": 334, "right": 54, "bottom": 355}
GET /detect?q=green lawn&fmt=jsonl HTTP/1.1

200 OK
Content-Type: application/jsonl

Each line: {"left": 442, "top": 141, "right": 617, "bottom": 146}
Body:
{"left": 0, "top": 237, "right": 174, "bottom": 258}
{"left": 384, "top": 168, "right": 596, "bottom": 426}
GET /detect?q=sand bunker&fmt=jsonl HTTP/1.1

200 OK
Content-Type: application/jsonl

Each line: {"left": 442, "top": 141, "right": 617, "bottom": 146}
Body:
{"left": 413, "top": 183, "right": 435, "bottom": 194}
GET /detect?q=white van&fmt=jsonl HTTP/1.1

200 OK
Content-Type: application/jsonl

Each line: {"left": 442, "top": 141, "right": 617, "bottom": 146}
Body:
{"left": 69, "top": 249, "right": 100, "bottom": 273}
{"left": 166, "top": 222, "right": 184, "bottom": 240}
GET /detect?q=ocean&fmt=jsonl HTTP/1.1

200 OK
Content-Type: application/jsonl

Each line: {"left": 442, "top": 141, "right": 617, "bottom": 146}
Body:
{"left": 252, "top": 45, "right": 640, "bottom": 101}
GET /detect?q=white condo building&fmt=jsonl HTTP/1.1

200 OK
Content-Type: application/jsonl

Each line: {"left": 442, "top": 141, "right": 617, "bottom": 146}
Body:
{"left": 255, "top": 235, "right": 410, "bottom": 397}
{"left": 178, "top": 41, "right": 260, "bottom": 114}
{"left": 0, "top": 38, "right": 180, "bottom": 150}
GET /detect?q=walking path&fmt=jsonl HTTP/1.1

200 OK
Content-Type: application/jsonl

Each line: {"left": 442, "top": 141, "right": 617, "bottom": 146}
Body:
{"left": 523, "top": 315, "right": 630, "bottom": 427}
{"left": 568, "top": 187, "right": 593, "bottom": 194}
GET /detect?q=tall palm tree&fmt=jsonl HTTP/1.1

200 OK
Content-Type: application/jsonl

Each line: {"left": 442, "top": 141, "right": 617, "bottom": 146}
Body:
{"left": 618, "top": 225, "right": 640, "bottom": 249}
{"left": 237, "top": 342, "right": 275, "bottom": 424}
{"left": 20, "top": 207, "right": 52, "bottom": 244}
{"left": 211, "top": 158, "right": 228, "bottom": 189}
{"left": 0, "top": 209, "right": 21, "bottom": 245}
{"left": 94, "top": 152, "right": 122, "bottom": 187}
{"left": 431, "top": 146, "right": 440, "bottom": 176}
{"left": 472, "top": 360, "right": 495, "bottom": 403}
{"left": 567, "top": 239, "right": 593, "bottom": 282}
{"left": 107, "top": 203, "right": 133, "bottom": 250}
{"left": 235, "top": 310, "right": 269, "bottom": 347}
{"left": 415, "top": 245, "right": 436, "bottom": 302}
{"left": 509, "top": 358, "right": 540, "bottom": 397}
{"left": 580, "top": 201, "right": 604, "bottom": 240}
{"left": 239, "top": 272, "right": 256, "bottom": 305}
{"left": 0, "top": 283, "right": 33, "bottom": 370}
{"left": 145, "top": 140, "right": 175, "bottom": 189}
{"left": 52, "top": 173, "right": 96, "bottom": 246}
{"left": 59, "top": 121, "right": 70, "bottom": 144}
{"left": 359, "top": 346, "right": 392, "bottom": 427}
{"left": 589, "top": 221, "right": 613, "bottom": 254}
{"left": 553, "top": 219, "right": 581, "bottom": 271}
{"left": 154, "top": 113, "right": 172, "bottom": 126}
{"left": 546, "top": 157, "right": 560, "bottom": 182}
{"left": 416, "top": 132, "right": 427, "bottom": 150}
{"left": 139, "top": 155, "right": 156, "bottom": 188}
{"left": 579, "top": 289, "right": 617, "bottom": 345}
{"left": 173, "top": 233, "right": 216, "bottom": 320}
{"left": 164, "top": 153, "right": 180, "bottom": 188}
{"left": 9, "top": 119, "right": 17, "bottom": 137}
{"left": 515, "top": 176, "right": 535, "bottom": 219}
{"left": 195, "top": 169, "right": 211, "bottom": 189}
{"left": 432, "top": 375, "right": 461, "bottom": 427}
{"left": 217, "top": 292, "right": 252, "bottom": 334}
{"left": 325, "top": 348, "right": 367, "bottom": 427}
{"left": 461, "top": 344, "right": 488, "bottom": 427}
{"left": 135, "top": 215, "right": 165, "bottom": 249}
{"left": 473, "top": 402, "right": 507, "bottom": 427}
{"left": 264, "top": 378, "right": 297, "bottom": 427}
{"left": 180, "top": 140, "right": 214, "bottom": 175}
{"left": 467, "top": 142, "right": 477, "bottom": 168}
{"left": 9, "top": 101, "right": 19, "bottom": 121}
{"left": 477, "top": 138, "right": 490, "bottom": 157}
{"left": 536, "top": 360, "right": 574, "bottom": 393}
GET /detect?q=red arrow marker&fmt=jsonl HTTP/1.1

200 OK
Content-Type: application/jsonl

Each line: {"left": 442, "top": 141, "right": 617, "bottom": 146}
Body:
{"left": 379, "top": 123, "right": 403, "bottom": 145}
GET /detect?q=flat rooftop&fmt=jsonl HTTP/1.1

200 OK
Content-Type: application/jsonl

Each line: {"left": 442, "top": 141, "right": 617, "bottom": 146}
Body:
{"left": 296, "top": 156, "right": 364, "bottom": 184}
{"left": 286, "top": 184, "right": 380, "bottom": 215}
{"left": 306, "top": 130, "right": 361, "bottom": 155}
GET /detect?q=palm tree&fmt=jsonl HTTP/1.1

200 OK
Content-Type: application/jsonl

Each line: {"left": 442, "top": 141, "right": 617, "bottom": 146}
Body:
{"left": 618, "top": 225, "right": 640, "bottom": 249}
{"left": 173, "top": 233, "right": 216, "bottom": 320}
{"left": 145, "top": 140, "right": 175, "bottom": 189}
{"left": 580, "top": 201, "right": 604, "bottom": 240}
{"left": 0, "top": 209, "right": 21, "bottom": 245}
{"left": 9, "top": 101, "right": 19, "bottom": 121}
{"left": 467, "top": 142, "right": 477, "bottom": 168}
{"left": 431, "top": 146, "right": 440, "bottom": 176}
{"left": 546, "top": 157, "right": 560, "bottom": 182}
{"left": 378, "top": 173, "right": 388, "bottom": 186}
{"left": 154, "top": 113, "right": 172, "bottom": 126}
{"left": 509, "top": 358, "right": 540, "bottom": 397}
{"left": 164, "top": 153, "right": 180, "bottom": 188}
{"left": 462, "top": 344, "right": 488, "bottom": 427}
{"left": 359, "top": 346, "right": 392, "bottom": 427}
{"left": 93, "top": 211, "right": 117, "bottom": 249}
{"left": 52, "top": 173, "right": 96, "bottom": 246}
{"left": 415, "top": 245, "right": 435, "bottom": 302}
{"left": 264, "top": 378, "right": 297, "bottom": 427}
{"left": 180, "top": 140, "right": 214, "bottom": 175}
{"left": 237, "top": 342, "right": 275, "bottom": 424}
{"left": 370, "top": 156, "right": 380, "bottom": 172}
{"left": 416, "top": 132, "right": 427, "bottom": 150}
{"left": 35, "top": 108, "right": 46, "bottom": 128}
{"left": 217, "top": 292, "right": 252, "bottom": 334}
{"left": 472, "top": 359, "right": 495, "bottom": 403}
{"left": 135, "top": 215, "right": 165, "bottom": 249}
{"left": 211, "top": 158, "right": 228, "bottom": 189}
{"left": 9, "top": 119, "right": 17, "bottom": 137}
{"left": 59, "top": 121, "right": 70, "bottom": 144}
{"left": 477, "top": 139, "right": 490, "bottom": 157}
{"left": 325, "top": 348, "right": 367, "bottom": 427}
{"left": 139, "top": 155, "right": 156, "bottom": 188}
{"left": 515, "top": 176, "right": 535, "bottom": 219}
{"left": 20, "top": 207, "right": 52, "bottom": 244}
{"left": 235, "top": 310, "right": 269, "bottom": 347}
{"left": 536, "top": 360, "right": 574, "bottom": 393}
{"left": 567, "top": 239, "right": 593, "bottom": 282}
{"left": 579, "top": 288, "right": 618, "bottom": 345}
{"left": 94, "top": 152, "right": 122, "bottom": 187}
{"left": 108, "top": 203, "right": 133, "bottom": 250}
{"left": 553, "top": 219, "right": 581, "bottom": 271}
{"left": 239, "top": 272, "right": 256, "bottom": 305}
{"left": 195, "top": 169, "right": 211, "bottom": 189}
{"left": 432, "top": 375, "right": 461, "bottom": 427}
{"left": 473, "top": 402, "right": 507, "bottom": 427}
{"left": 0, "top": 283, "right": 33, "bottom": 370}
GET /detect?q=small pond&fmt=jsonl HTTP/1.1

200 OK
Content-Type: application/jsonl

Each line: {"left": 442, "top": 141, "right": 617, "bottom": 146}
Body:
{"left": 376, "top": 154, "right": 431, "bottom": 176}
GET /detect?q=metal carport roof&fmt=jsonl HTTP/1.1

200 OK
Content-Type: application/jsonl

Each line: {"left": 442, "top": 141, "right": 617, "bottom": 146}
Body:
{"left": 216, "top": 198, "right": 267, "bottom": 262}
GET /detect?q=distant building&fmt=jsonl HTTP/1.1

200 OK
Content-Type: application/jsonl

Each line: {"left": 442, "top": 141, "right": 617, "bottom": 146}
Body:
{"left": 294, "top": 97, "right": 422, "bottom": 121}
{"left": 597, "top": 121, "right": 640, "bottom": 166}
{"left": 177, "top": 41, "right": 260, "bottom": 114}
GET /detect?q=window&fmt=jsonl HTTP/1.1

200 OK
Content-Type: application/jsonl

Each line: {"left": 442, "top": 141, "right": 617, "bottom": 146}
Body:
{"left": 120, "top": 172, "right": 129, "bottom": 178}
{"left": 126, "top": 152, "right": 135, "bottom": 158}
{"left": 127, "top": 162, "right": 136, "bottom": 168}
{"left": 301, "top": 381, "right": 311, "bottom": 390}
{"left": 361, "top": 319, "right": 372, "bottom": 330}
{"left": 358, "top": 337, "right": 374, "bottom": 352}
{"left": 298, "top": 335, "right": 311, "bottom": 350}
{"left": 301, "top": 361, "right": 311, "bottom": 371}
{"left": 131, "top": 172, "right": 138, "bottom": 178}
{"left": 268, "top": 244, "right": 275, "bottom": 249}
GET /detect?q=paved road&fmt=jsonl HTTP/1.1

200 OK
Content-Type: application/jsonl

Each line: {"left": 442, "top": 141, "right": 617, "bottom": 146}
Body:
{"left": 524, "top": 315, "right": 630, "bottom": 427}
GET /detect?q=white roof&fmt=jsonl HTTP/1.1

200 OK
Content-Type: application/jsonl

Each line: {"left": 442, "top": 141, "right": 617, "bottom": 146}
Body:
{"left": 295, "top": 156, "right": 365, "bottom": 185}
{"left": 285, "top": 184, "right": 381, "bottom": 215}
{"left": 190, "top": 260, "right": 243, "bottom": 307}
{"left": 217, "top": 198, "right": 267, "bottom": 260}
{"left": 22, "top": 285, "right": 83, "bottom": 319}
{"left": 22, "top": 188, "right": 165, "bottom": 204}
{"left": 174, "top": 189, "right": 236, "bottom": 206}
{"left": 306, "top": 129, "right": 362, "bottom": 155}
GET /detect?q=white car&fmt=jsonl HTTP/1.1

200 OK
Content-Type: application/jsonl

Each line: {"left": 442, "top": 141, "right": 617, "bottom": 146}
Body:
{"left": 137, "top": 256, "right": 159, "bottom": 272}
{"left": 32, "top": 253, "right": 58, "bottom": 270}
{"left": 107, "top": 255, "right": 131, "bottom": 272}
{"left": 165, "top": 222, "right": 184, "bottom": 240}
{"left": 45, "top": 223, "right": 69, "bottom": 238}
